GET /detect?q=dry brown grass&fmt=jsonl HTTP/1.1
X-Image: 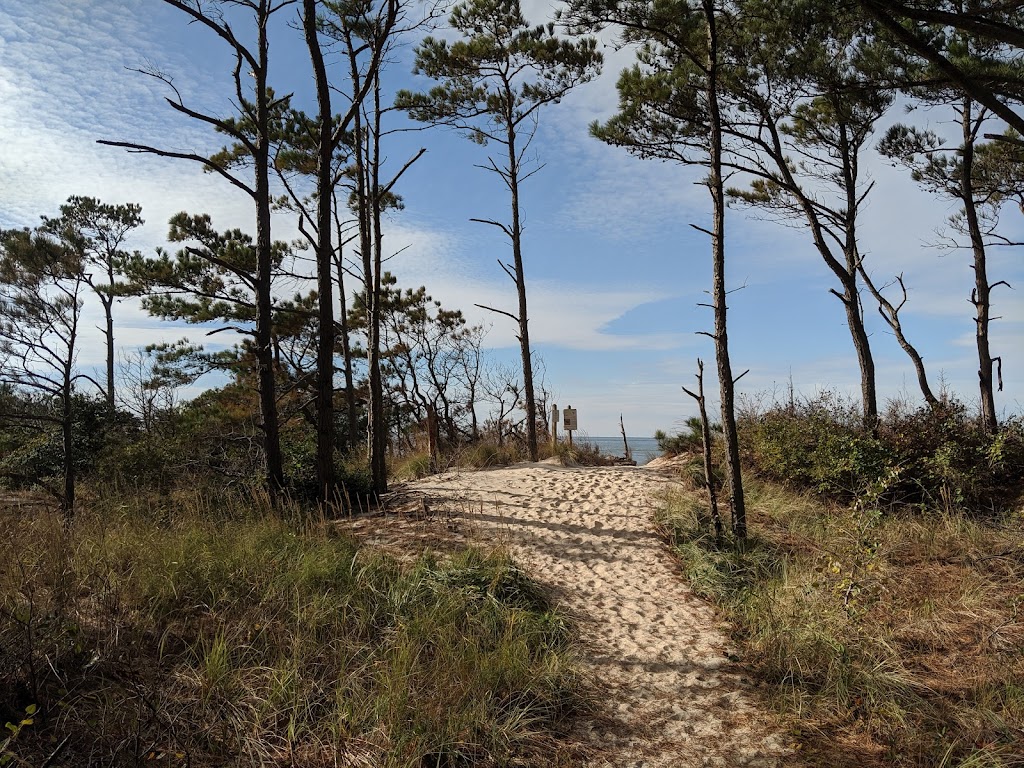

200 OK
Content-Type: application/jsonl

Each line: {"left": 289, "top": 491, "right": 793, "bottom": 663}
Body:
{"left": 658, "top": 479, "right": 1024, "bottom": 767}
{"left": 0, "top": 489, "right": 586, "bottom": 767}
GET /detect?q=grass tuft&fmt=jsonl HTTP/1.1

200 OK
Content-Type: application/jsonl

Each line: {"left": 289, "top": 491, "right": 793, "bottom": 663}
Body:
{"left": 0, "top": 494, "right": 584, "bottom": 767}
{"left": 657, "top": 481, "right": 1024, "bottom": 766}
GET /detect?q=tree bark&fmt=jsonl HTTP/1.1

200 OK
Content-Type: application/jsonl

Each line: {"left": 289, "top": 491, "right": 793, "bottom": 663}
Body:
{"left": 838, "top": 122, "right": 878, "bottom": 431}
{"left": 682, "top": 359, "right": 722, "bottom": 539}
{"left": 704, "top": 0, "right": 745, "bottom": 542}
{"left": 859, "top": 269, "right": 939, "bottom": 408}
{"left": 101, "top": 282, "right": 115, "bottom": 413}
{"left": 368, "top": 76, "right": 389, "bottom": 493}
{"left": 507, "top": 114, "right": 539, "bottom": 462}
{"left": 254, "top": 0, "right": 284, "bottom": 501}
{"left": 334, "top": 247, "right": 358, "bottom": 448}
{"left": 304, "top": 0, "right": 337, "bottom": 505}
{"left": 961, "top": 97, "right": 998, "bottom": 433}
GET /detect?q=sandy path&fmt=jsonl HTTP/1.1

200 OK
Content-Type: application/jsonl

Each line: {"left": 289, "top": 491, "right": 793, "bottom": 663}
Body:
{"left": 409, "top": 462, "right": 790, "bottom": 768}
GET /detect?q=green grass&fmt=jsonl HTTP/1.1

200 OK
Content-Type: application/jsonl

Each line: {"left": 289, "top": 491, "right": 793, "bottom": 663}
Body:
{"left": 657, "top": 480, "right": 1024, "bottom": 767}
{"left": 0, "top": 493, "right": 584, "bottom": 767}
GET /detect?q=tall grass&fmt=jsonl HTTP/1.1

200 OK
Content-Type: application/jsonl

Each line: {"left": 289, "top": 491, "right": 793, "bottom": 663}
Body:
{"left": 0, "top": 493, "right": 584, "bottom": 766}
{"left": 657, "top": 481, "right": 1024, "bottom": 766}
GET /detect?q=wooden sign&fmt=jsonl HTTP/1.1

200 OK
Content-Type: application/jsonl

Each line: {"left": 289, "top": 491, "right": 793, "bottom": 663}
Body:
{"left": 563, "top": 407, "right": 577, "bottom": 432}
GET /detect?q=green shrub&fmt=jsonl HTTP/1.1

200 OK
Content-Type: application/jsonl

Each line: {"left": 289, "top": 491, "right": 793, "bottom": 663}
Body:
{"left": 739, "top": 393, "right": 1024, "bottom": 514}
{"left": 655, "top": 416, "right": 717, "bottom": 456}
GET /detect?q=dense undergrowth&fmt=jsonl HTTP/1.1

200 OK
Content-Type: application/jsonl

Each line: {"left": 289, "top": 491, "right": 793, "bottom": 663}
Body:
{"left": 0, "top": 493, "right": 584, "bottom": 767}
{"left": 657, "top": 396, "right": 1024, "bottom": 767}
{"left": 739, "top": 394, "right": 1024, "bottom": 514}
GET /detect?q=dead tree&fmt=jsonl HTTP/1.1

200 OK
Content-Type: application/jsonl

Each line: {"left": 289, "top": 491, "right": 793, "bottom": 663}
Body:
{"left": 682, "top": 359, "right": 723, "bottom": 540}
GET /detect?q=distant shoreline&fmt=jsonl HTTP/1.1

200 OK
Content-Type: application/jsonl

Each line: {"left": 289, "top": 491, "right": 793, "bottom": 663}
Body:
{"left": 573, "top": 435, "right": 662, "bottom": 465}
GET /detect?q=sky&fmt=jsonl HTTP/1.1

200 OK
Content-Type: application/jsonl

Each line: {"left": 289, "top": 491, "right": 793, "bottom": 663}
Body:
{"left": 1, "top": 0, "right": 1022, "bottom": 438}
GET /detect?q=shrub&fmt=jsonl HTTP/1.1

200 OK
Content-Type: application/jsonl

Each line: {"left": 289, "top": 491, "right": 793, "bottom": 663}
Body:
{"left": 655, "top": 416, "right": 717, "bottom": 456}
{"left": 739, "top": 393, "right": 1024, "bottom": 514}
{"left": 550, "top": 438, "right": 607, "bottom": 466}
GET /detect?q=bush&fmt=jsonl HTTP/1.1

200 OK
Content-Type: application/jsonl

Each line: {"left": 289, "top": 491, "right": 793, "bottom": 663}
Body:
{"left": 655, "top": 417, "right": 717, "bottom": 456}
{"left": 550, "top": 438, "right": 607, "bottom": 466}
{"left": 739, "top": 393, "right": 1024, "bottom": 514}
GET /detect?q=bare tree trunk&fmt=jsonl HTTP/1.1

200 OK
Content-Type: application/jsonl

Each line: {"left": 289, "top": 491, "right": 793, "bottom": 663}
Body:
{"left": 368, "top": 77, "right": 389, "bottom": 493}
{"left": 859, "top": 269, "right": 939, "bottom": 408}
{"left": 961, "top": 97, "right": 998, "bottom": 433}
{"left": 507, "top": 122, "right": 539, "bottom": 463}
{"left": 61, "top": 362, "right": 75, "bottom": 527}
{"left": 682, "top": 359, "right": 722, "bottom": 539}
{"left": 254, "top": 3, "right": 284, "bottom": 501}
{"left": 840, "top": 275, "right": 877, "bottom": 429}
{"left": 838, "top": 123, "right": 878, "bottom": 431}
{"left": 101, "top": 286, "right": 115, "bottom": 413}
{"left": 334, "top": 247, "right": 358, "bottom": 447}
{"left": 304, "top": 0, "right": 337, "bottom": 505}
{"left": 704, "top": 0, "right": 745, "bottom": 542}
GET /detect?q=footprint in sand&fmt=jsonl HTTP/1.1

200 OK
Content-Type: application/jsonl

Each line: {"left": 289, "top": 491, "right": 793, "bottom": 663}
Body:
{"left": 412, "top": 464, "right": 791, "bottom": 768}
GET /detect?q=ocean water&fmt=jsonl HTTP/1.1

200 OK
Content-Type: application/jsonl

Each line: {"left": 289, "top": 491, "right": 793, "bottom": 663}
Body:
{"left": 578, "top": 436, "right": 662, "bottom": 465}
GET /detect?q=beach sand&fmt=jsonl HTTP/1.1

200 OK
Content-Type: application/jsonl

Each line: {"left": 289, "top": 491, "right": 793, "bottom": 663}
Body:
{"left": 401, "top": 461, "right": 791, "bottom": 767}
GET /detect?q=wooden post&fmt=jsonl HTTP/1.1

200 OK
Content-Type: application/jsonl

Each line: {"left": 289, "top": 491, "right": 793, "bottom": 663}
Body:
{"left": 551, "top": 403, "right": 558, "bottom": 449}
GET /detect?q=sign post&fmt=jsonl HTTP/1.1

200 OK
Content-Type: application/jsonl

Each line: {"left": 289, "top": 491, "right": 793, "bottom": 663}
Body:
{"left": 551, "top": 403, "right": 558, "bottom": 450}
{"left": 563, "top": 406, "right": 577, "bottom": 448}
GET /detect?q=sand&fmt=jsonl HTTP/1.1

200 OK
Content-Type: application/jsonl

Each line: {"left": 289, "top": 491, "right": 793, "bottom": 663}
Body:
{"left": 406, "top": 461, "right": 792, "bottom": 767}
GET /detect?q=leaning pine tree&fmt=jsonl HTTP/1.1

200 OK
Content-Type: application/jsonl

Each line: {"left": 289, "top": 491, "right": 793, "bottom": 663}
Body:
{"left": 396, "top": 0, "right": 601, "bottom": 462}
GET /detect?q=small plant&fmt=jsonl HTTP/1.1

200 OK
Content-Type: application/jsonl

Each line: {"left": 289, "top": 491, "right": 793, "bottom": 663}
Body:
{"left": 551, "top": 438, "right": 607, "bottom": 466}
{"left": 1, "top": 704, "right": 36, "bottom": 767}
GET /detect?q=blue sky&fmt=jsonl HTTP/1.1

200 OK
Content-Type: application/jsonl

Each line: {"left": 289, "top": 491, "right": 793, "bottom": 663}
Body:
{"left": 2, "top": 0, "right": 1022, "bottom": 437}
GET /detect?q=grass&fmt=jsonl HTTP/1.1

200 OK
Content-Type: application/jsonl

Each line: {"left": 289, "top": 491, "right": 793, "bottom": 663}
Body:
{"left": 0, "top": 490, "right": 585, "bottom": 767}
{"left": 657, "top": 479, "right": 1024, "bottom": 767}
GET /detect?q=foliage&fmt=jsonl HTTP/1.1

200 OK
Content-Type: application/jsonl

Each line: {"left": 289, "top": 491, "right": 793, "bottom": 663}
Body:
{"left": 654, "top": 417, "right": 719, "bottom": 456}
{"left": 739, "top": 393, "right": 1024, "bottom": 513}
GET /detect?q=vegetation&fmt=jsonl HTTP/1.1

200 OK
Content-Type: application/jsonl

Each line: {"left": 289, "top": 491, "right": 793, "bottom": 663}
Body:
{"left": 0, "top": 492, "right": 583, "bottom": 767}
{"left": 657, "top": 398, "right": 1024, "bottom": 765}
{"left": 3, "top": 0, "right": 1024, "bottom": 763}
{"left": 397, "top": 0, "right": 602, "bottom": 463}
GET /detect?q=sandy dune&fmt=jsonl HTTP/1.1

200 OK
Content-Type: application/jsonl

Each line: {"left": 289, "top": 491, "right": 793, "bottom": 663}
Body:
{"left": 408, "top": 462, "right": 791, "bottom": 767}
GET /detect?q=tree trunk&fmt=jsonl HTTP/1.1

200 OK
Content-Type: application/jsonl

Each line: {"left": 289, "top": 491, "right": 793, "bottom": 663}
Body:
{"left": 254, "top": 0, "right": 284, "bottom": 501}
{"left": 838, "top": 122, "right": 878, "bottom": 431}
{"left": 61, "top": 365, "right": 75, "bottom": 527}
{"left": 507, "top": 121, "right": 539, "bottom": 462}
{"left": 859, "top": 269, "right": 939, "bottom": 408}
{"left": 304, "top": 0, "right": 337, "bottom": 505}
{"left": 704, "top": 0, "right": 745, "bottom": 543}
{"left": 102, "top": 285, "right": 115, "bottom": 413}
{"left": 683, "top": 360, "right": 722, "bottom": 539}
{"left": 840, "top": 276, "right": 877, "bottom": 430}
{"left": 335, "top": 247, "right": 358, "bottom": 448}
{"left": 961, "top": 97, "right": 998, "bottom": 433}
{"left": 368, "top": 76, "right": 389, "bottom": 493}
